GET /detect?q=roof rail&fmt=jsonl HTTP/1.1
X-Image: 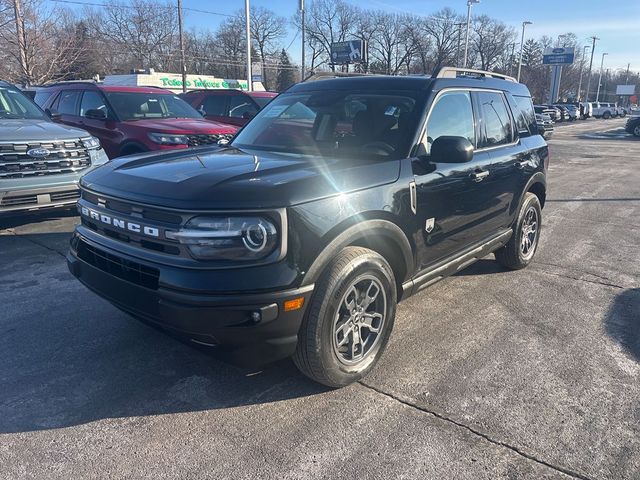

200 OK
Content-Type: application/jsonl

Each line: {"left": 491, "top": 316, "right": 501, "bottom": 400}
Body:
{"left": 434, "top": 67, "right": 517, "bottom": 83}
{"left": 302, "top": 71, "right": 376, "bottom": 83}
{"left": 43, "top": 80, "right": 100, "bottom": 88}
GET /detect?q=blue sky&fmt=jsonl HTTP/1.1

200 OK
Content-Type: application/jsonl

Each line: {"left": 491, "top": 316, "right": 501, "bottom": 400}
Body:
{"left": 67, "top": 0, "right": 640, "bottom": 72}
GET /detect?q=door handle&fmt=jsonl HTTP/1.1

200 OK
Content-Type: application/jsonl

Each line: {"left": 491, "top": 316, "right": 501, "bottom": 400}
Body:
{"left": 470, "top": 169, "right": 490, "bottom": 182}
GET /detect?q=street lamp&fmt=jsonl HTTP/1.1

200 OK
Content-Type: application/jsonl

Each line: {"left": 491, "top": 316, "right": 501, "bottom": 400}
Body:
{"left": 245, "top": 0, "right": 252, "bottom": 91}
{"left": 462, "top": 0, "right": 480, "bottom": 68}
{"left": 516, "top": 21, "right": 532, "bottom": 81}
{"left": 596, "top": 52, "right": 608, "bottom": 102}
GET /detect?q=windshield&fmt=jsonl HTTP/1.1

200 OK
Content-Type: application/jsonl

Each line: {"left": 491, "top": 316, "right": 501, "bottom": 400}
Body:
{"left": 232, "top": 90, "right": 423, "bottom": 159}
{"left": 253, "top": 96, "right": 275, "bottom": 109}
{"left": 0, "top": 86, "right": 47, "bottom": 120}
{"left": 105, "top": 92, "right": 202, "bottom": 121}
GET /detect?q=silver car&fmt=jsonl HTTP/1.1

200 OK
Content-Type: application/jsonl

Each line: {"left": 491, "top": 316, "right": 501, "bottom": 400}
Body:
{"left": 0, "top": 81, "right": 109, "bottom": 214}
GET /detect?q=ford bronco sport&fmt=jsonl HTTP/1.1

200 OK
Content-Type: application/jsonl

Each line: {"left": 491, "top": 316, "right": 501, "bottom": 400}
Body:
{"left": 0, "top": 80, "right": 109, "bottom": 214}
{"left": 67, "top": 68, "right": 548, "bottom": 387}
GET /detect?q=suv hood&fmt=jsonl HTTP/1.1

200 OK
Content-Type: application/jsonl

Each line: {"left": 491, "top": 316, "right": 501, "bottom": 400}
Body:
{"left": 0, "top": 119, "right": 90, "bottom": 142}
{"left": 124, "top": 118, "right": 236, "bottom": 134}
{"left": 80, "top": 147, "right": 401, "bottom": 209}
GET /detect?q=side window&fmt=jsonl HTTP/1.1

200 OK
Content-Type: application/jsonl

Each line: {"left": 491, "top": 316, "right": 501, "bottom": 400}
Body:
{"left": 202, "top": 95, "right": 227, "bottom": 116}
{"left": 228, "top": 95, "right": 258, "bottom": 119}
{"left": 34, "top": 91, "right": 53, "bottom": 107}
{"left": 477, "top": 92, "right": 513, "bottom": 148}
{"left": 56, "top": 90, "right": 81, "bottom": 115}
{"left": 80, "top": 91, "right": 108, "bottom": 117}
{"left": 509, "top": 94, "right": 535, "bottom": 136}
{"left": 424, "top": 91, "right": 475, "bottom": 154}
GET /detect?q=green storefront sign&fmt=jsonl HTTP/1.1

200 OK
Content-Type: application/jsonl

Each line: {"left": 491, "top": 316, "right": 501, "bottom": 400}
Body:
{"left": 159, "top": 77, "right": 248, "bottom": 91}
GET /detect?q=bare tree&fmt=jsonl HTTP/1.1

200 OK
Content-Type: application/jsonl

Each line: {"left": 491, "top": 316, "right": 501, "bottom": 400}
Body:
{"left": 304, "top": 0, "right": 357, "bottom": 71}
{"left": 471, "top": 15, "right": 515, "bottom": 71}
{"left": 368, "top": 12, "right": 414, "bottom": 75}
{"left": 422, "top": 8, "right": 461, "bottom": 72}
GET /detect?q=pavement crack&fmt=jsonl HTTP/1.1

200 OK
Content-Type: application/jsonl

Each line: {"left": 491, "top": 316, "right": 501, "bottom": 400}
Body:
{"left": 358, "top": 381, "right": 594, "bottom": 480}
{"left": 5, "top": 228, "right": 67, "bottom": 259}
{"left": 530, "top": 262, "right": 625, "bottom": 289}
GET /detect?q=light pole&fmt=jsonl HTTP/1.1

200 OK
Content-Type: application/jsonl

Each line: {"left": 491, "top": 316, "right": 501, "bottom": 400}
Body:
{"left": 576, "top": 45, "right": 590, "bottom": 101}
{"left": 596, "top": 52, "right": 608, "bottom": 102}
{"left": 177, "top": 0, "right": 186, "bottom": 93}
{"left": 245, "top": 0, "right": 252, "bottom": 91}
{"left": 300, "top": 0, "right": 305, "bottom": 80}
{"left": 584, "top": 36, "right": 599, "bottom": 102}
{"left": 516, "top": 21, "right": 532, "bottom": 81}
{"left": 462, "top": 0, "right": 480, "bottom": 68}
{"left": 454, "top": 22, "right": 465, "bottom": 67}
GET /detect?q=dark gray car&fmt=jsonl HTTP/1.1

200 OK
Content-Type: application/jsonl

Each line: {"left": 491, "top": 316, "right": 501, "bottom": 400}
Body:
{"left": 0, "top": 81, "right": 109, "bottom": 214}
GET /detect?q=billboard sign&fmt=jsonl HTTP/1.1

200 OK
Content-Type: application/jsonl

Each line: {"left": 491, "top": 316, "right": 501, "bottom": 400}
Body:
{"left": 330, "top": 40, "right": 366, "bottom": 65}
{"left": 616, "top": 85, "right": 636, "bottom": 96}
{"left": 543, "top": 47, "right": 575, "bottom": 65}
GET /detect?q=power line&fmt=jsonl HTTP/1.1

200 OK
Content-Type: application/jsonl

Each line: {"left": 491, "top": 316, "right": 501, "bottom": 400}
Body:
{"left": 48, "top": 0, "right": 234, "bottom": 17}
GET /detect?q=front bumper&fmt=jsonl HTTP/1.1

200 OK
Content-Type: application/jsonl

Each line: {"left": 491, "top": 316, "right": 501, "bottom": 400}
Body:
{"left": 67, "top": 230, "right": 314, "bottom": 363}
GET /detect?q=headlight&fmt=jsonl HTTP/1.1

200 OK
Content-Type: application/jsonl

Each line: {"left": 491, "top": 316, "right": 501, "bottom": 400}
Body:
{"left": 81, "top": 136, "right": 101, "bottom": 150}
{"left": 148, "top": 133, "right": 189, "bottom": 145}
{"left": 165, "top": 216, "right": 279, "bottom": 261}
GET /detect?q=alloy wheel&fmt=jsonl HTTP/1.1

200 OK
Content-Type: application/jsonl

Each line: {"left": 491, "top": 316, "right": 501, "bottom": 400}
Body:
{"left": 521, "top": 206, "right": 539, "bottom": 260}
{"left": 332, "top": 275, "right": 386, "bottom": 365}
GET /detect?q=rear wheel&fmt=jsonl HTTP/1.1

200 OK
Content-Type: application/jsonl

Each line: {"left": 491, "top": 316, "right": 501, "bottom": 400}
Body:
{"left": 495, "top": 193, "right": 542, "bottom": 270}
{"left": 293, "top": 247, "right": 397, "bottom": 387}
{"left": 633, "top": 124, "right": 640, "bottom": 138}
{"left": 603, "top": 111, "right": 611, "bottom": 119}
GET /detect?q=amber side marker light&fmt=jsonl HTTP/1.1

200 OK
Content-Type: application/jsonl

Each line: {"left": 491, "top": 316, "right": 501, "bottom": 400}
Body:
{"left": 284, "top": 297, "right": 305, "bottom": 312}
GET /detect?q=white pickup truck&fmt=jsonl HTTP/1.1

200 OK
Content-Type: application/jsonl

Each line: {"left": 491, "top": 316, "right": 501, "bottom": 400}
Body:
{"left": 591, "top": 102, "right": 619, "bottom": 119}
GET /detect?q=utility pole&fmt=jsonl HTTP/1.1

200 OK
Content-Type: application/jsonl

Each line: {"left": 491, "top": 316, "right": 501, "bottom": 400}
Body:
{"left": 516, "top": 21, "right": 532, "bottom": 82}
{"left": 454, "top": 22, "right": 465, "bottom": 67}
{"left": 12, "top": 0, "right": 28, "bottom": 86}
{"left": 177, "top": 0, "right": 187, "bottom": 93}
{"left": 300, "top": 0, "right": 305, "bottom": 80}
{"left": 576, "top": 45, "right": 590, "bottom": 101}
{"left": 596, "top": 52, "right": 608, "bottom": 102}
{"left": 245, "top": 0, "right": 252, "bottom": 91}
{"left": 584, "top": 36, "right": 599, "bottom": 102}
{"left": 463, "top": 0, "right": 479, "bottom": 68}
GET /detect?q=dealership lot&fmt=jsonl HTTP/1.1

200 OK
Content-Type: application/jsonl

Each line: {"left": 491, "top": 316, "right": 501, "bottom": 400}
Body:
{"left": 0, "top": 119, "right": 638, "bottom": 479}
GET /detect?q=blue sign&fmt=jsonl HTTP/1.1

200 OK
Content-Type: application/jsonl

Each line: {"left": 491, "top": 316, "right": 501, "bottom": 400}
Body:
{"left": 543, "top": 47, "right": 575, "bottom": 65}
{"left": 330, "top": 40, "right": 367, "bottom": 65}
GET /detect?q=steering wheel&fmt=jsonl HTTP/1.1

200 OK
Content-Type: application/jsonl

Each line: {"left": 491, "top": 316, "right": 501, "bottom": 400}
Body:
{"left": 361, "top": 141, "right": 395, "bottom": 155}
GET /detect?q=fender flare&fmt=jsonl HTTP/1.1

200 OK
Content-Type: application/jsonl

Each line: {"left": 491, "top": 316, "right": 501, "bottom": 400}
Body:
{"left": 119, "top": 141, "right": 149, "bottom": 157}
{"left": 520, "top": 172, "right": 547, "bottom": 210}
{"left": 301, "top": 219, "right": 414, "bottom": 287}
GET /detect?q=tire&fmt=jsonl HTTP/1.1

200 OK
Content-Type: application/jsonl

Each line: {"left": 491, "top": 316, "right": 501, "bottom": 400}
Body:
{"left": 495, "top": 192, "right": 542, "bottom": 270}
{"left": 633, "top": 124, "right": 640, "bottom": 138}
{"left": 293, "top": 247, "right": 397, "bottom": 387}
{"left": 603, "top": 111, "right": 611, "bottom": 119}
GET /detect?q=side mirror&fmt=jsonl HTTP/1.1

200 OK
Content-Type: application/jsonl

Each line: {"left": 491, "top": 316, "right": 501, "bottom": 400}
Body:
{"left": 85, "top": 109, "right": 107, "bottom": 120}
{"left": 430, "top": 136, "right": 474, "bottom": 163}
{"left": 45, "top": 108, "right": 61, "bottom": 121}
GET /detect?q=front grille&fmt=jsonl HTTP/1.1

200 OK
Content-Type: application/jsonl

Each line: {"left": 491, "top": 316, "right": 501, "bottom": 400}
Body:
{"left": 51, "top": 190, "right": 81, "bottom": 202}
{"left": 0, "top": 189, "right": 80, "bottom": 207}
{"left": 0, "top": 139, "right": 91, "bottom": 178}
{"left": 186, "top": 133, "right": 234, "bottom": 147}
{"left": 0, "top": 193, "right": 38, "bottom": 207}
{"left": 75, "top": 238, "right": 160, "bottom": 290}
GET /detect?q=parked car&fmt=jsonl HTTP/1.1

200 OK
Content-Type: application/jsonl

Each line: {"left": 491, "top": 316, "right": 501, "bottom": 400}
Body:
{"left": 180, "top": 89, "right": 278, "bottom": 127}
{"left": 579, "top": 102, "right": 593, "bottom": 119}
{"left": 535, "top": 105, "right": 560, "bottom": 122}
{"left": 35, "top": 83, "right": 238, "bottom": 159}
{"left": 0, "top": 80, "right": 109, "bottom": 214}
{"left": 536, "top": 113, "right": 554, "bottom": 139}
{"left": 592, "top": 102, "right": 617, "bottom": 119}
{"left": 67, "top": 67, "right": 548, "bottom": 387}
{"left": 556, "top": 104, "right": 578, "bottom": 121}
{"left": 624, "top": 115, "right": 640, "bottom": 137}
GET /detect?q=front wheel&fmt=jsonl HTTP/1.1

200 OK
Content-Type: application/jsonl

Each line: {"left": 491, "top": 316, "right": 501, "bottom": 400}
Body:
{"left": 293, "top": 247, "right": 397, "bottom": 387}
{"left": 633, "top": 124, "right": 640, "bottom": 138}
{"left": 603, "top": 111, "right": 611, "bottom": 119}
{"left": 495, "top": 193, "right": 542, "bottom": 270}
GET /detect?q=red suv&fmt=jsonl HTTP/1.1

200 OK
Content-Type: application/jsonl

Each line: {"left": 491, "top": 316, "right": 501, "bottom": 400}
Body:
{"left": 35, "top": 83, "right": 238, "bottom": 159}
{"left": 181, "top": 89, "right": 277, "bottom": 127}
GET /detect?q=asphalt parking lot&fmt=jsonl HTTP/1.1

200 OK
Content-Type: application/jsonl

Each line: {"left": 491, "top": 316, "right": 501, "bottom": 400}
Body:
{"left": 1, "top": 119, "right": 638, "bottom": 480}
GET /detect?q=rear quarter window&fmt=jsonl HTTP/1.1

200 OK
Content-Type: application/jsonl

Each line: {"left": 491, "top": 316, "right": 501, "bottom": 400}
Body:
{"left": 509, "top": 94, "right": 537, "bottom": 137}
{"left": 34, "top": 91, "right": 53, "bottom": 107}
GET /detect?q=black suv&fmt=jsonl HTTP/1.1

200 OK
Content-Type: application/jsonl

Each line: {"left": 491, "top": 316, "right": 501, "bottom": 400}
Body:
{"left": 67, "top": 68, "right": 548, "bottom": 387}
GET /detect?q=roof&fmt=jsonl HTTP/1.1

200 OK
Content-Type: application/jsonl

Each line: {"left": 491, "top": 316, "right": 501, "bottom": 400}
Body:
{"left": 0, "top": 80, "right": 13, "bottom": 87}
{"left": 39, "top": 82, "right": 172, "bottom": 94}
{"left": 289, "top": 75, "right": 435, "bottom": 93}
{"left": 183, "top": 88, "right": 278, "bottom": 97}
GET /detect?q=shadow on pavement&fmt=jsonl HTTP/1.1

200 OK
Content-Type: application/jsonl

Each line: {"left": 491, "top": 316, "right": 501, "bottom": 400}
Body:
{"left": 604, "top": 288, "right": 640, "bottom": 363}
{"left": 0, "top": 207, "right": 77, "bottom": 230}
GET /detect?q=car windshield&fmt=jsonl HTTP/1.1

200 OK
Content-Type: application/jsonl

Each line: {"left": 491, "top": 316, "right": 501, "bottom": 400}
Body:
{"left": 232, "top": 90, "right": 422, "bottom": 159}
{"left": 0, "top": 86, "right": 47, "bottom": 120}
{"left": 105, "top": 92, "right": 202, "bottom": 121}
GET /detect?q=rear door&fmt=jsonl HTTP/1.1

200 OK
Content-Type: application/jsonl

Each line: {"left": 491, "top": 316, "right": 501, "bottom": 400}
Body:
{"left": 51, "top": 89, "right": 82, "bottom": 128}
{"left": 78, "top": 90, "right": 121, "bottom": 158}
{"left": 472, "top": 90, "right": 528, "bottom": 235}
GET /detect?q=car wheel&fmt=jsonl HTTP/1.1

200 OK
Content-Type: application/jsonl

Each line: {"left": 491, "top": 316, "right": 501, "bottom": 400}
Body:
{"left": 293, "top": 247, "right": 397, "bottom": 387}
{"left": 603, "top": 111, "right": 611, "bottom": 119}
{"left": 495, "top": 192, "right": 542, "bottom": 270}
{"left": 634, "top": 125, "right": 640, "bottom": 138}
